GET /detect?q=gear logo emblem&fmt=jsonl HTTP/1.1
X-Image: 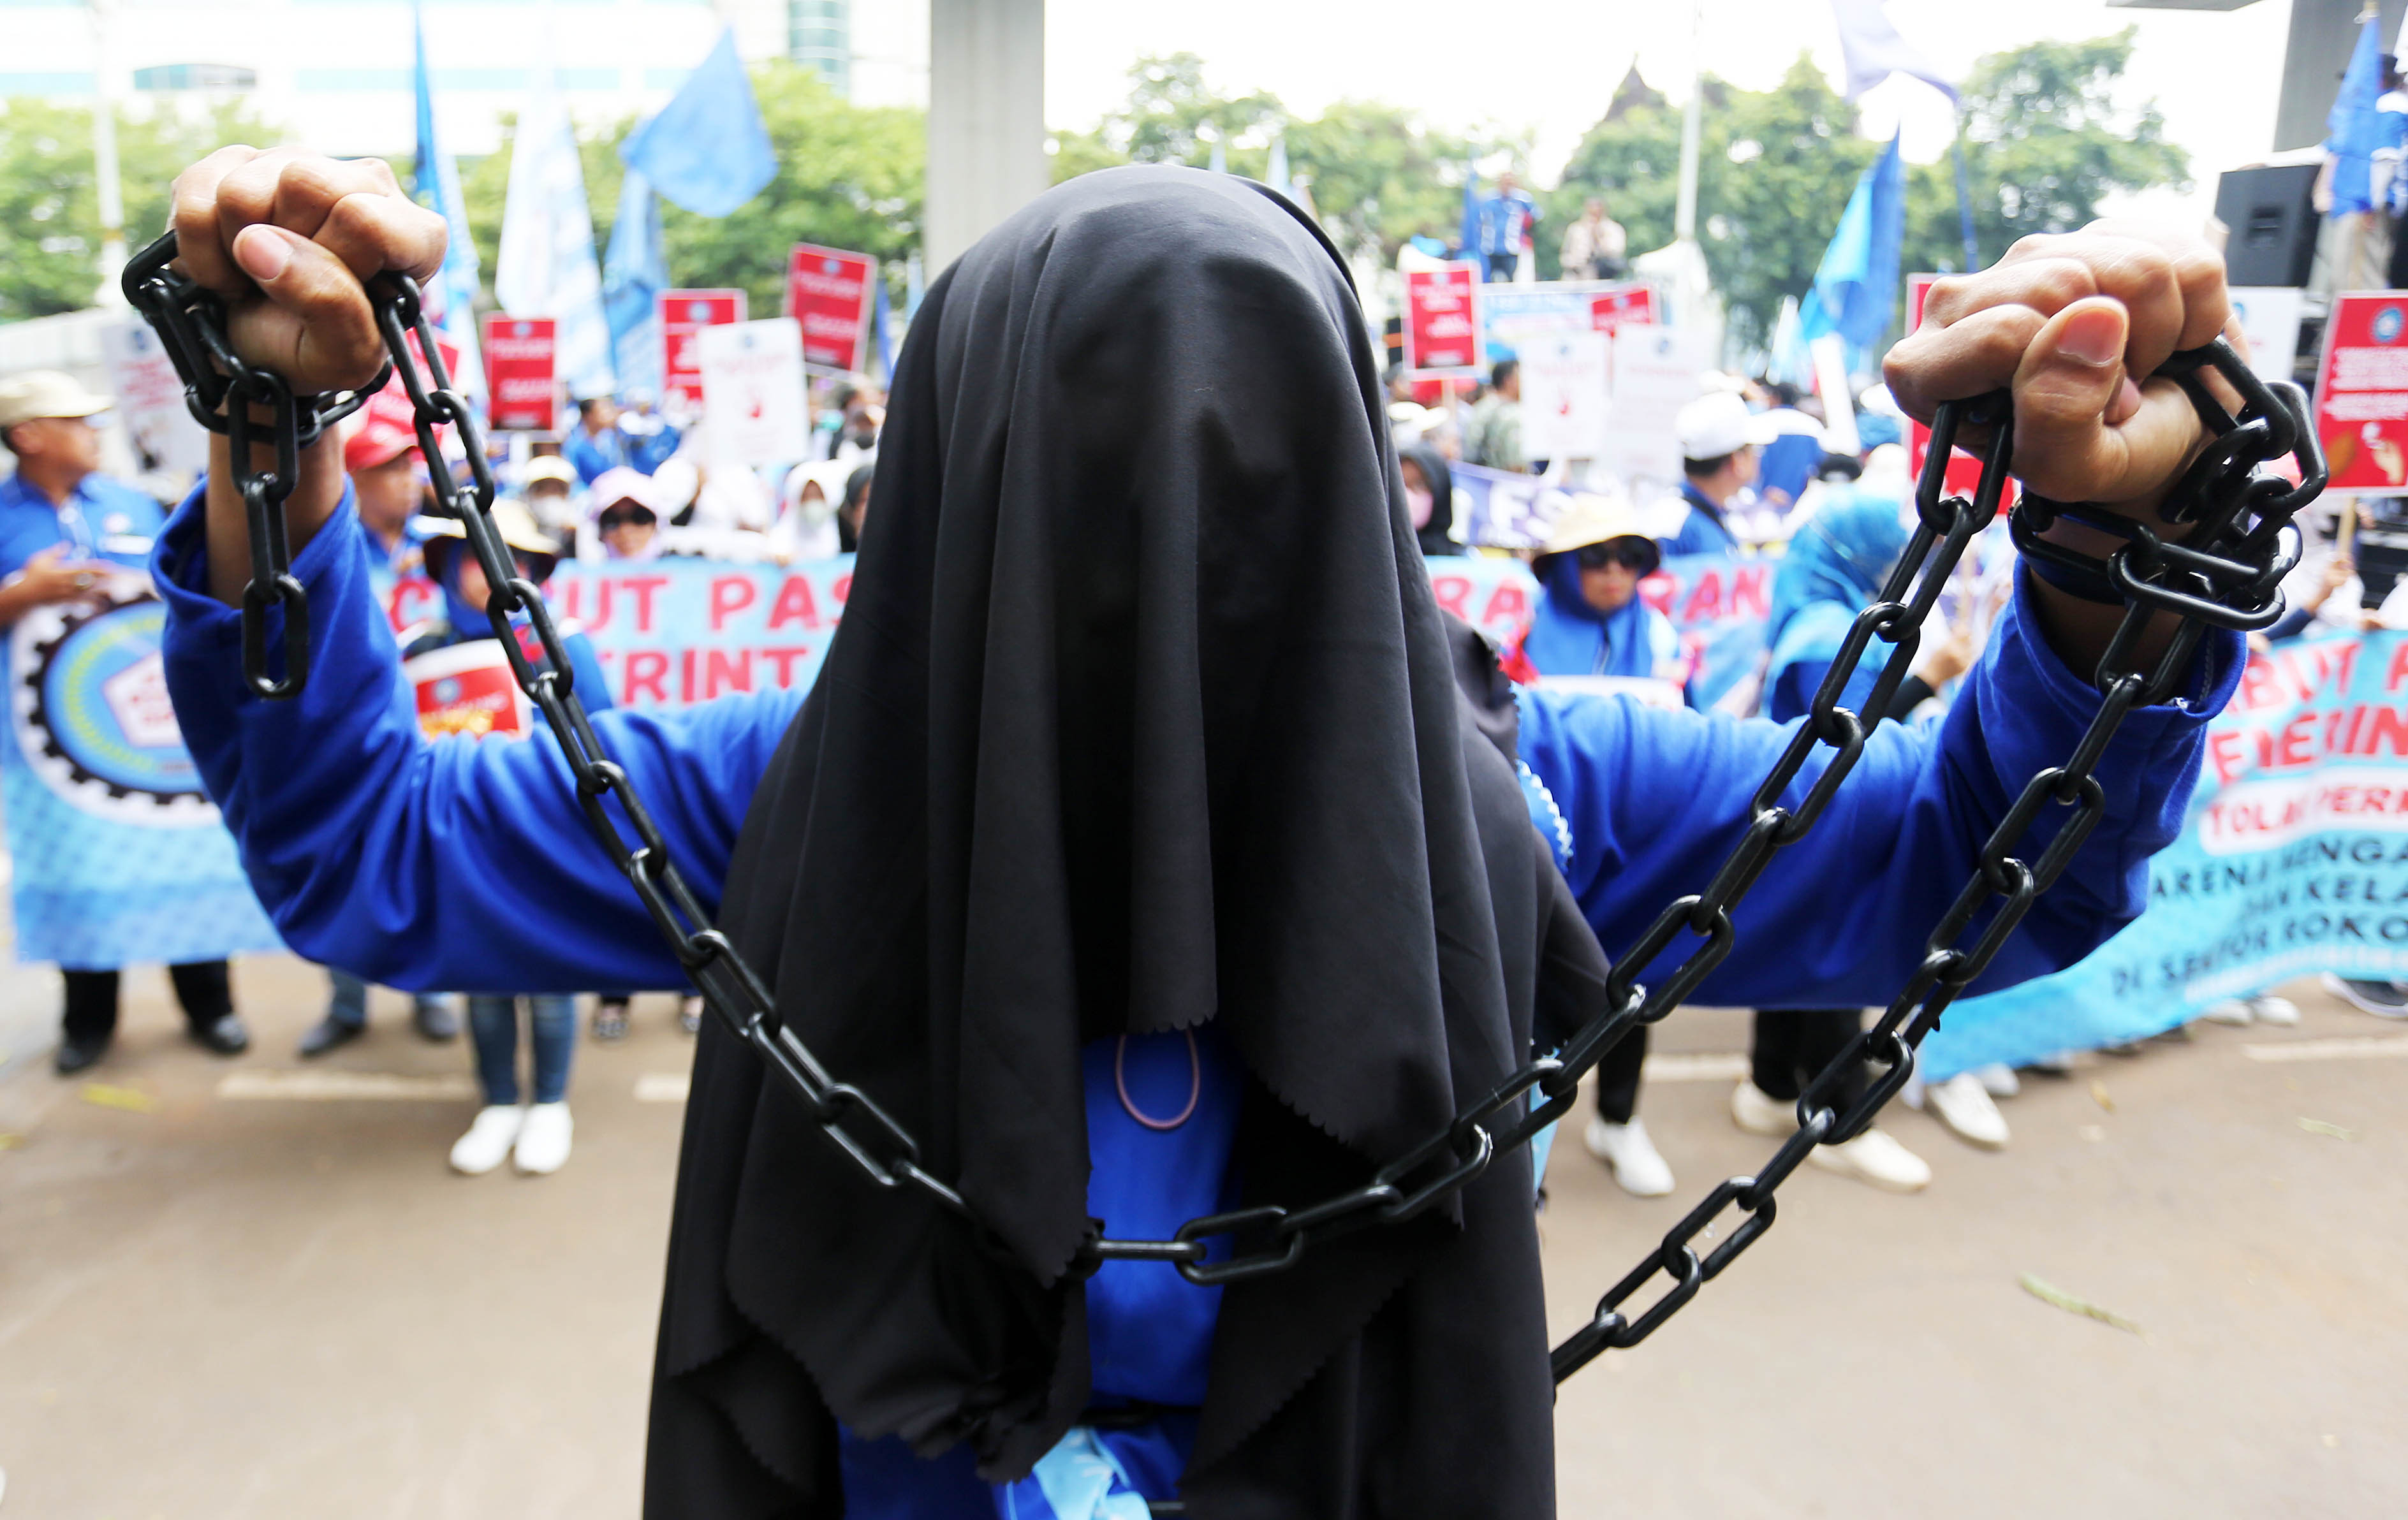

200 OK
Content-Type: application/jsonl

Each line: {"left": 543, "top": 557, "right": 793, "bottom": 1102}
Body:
{"left": 9, "top": 581, "right": 218, "bottom": 825}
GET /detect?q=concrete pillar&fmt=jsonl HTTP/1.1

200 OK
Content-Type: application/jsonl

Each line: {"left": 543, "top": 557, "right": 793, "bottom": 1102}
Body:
{"left": 2274, "top": 0, "right": 2408, "bottom": 151}
{"left": 924, "top": 0, "right": 1047, "bottom": 275}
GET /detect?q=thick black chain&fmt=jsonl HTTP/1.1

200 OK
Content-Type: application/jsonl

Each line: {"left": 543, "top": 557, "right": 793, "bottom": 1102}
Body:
{"left": 127, "top": 229, "right": 2322, "bottom": 1399}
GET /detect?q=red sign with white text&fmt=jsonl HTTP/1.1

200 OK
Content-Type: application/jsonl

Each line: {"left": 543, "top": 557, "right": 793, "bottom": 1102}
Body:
{"left": 1403, "top": 262, "right": 1483, "bottom": 379}
{"left": 782, "top": 244, "right": 878, "bottom": 373}
{"left": 1588, "top": 285, "right": 1656, "bottom": 333}
{"left": 658, "top": 288, "right": 746, "bottom": 417}
{"left": 481, "top": 314, "right": 558, "bottom": 432}
{"left": 2313, "top": 291, "right": 2408, "bottom": 495}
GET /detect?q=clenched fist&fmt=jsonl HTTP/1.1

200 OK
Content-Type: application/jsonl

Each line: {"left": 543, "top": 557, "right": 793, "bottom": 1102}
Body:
{"left": 172, "top": 147, "right": 448, "bottom": 396}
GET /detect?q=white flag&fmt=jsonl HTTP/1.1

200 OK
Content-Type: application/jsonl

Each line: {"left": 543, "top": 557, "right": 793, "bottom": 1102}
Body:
{"left": 1828, "top": 0, "right": 1956, "bottom": 103}
{"left": 494, "top": 78, "right": 616, "bottom": 399}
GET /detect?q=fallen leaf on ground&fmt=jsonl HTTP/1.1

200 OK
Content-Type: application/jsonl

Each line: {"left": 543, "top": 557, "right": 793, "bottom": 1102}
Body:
{"left": 2298, "top": 1117, "right": 2356, "bottom": 1140}
{"left": 2089, "top": 1081, "right": 2116, "bottom": 1113}
{"left": 79, "top": 1083, "right": 156, "bottom": 1113}
{"left": 2019, "top": 1273, "right": 2143, "bottom": 1336}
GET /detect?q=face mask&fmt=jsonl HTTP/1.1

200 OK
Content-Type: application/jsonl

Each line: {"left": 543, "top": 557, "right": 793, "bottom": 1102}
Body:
{"left": 1406, "top": 485, "right": 1434, "bottom": 529}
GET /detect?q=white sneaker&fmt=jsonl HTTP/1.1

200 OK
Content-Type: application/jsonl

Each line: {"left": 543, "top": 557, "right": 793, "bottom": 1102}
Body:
{"left": 1729, "top": 1079, "right": 1798, "bottom": 1137}
{"left": 513, "top": 1101, "right": 574, "bottom": 1174}
{"left": 1925, "top": 1072, "right": 2009, "bottom": 1150}
{"left": 1809, "top": 1127, "right": 1932, "bottom": 1192}
{"left": 2249, "top": 995, "right": 2302, "bottom": 1027}
{"left": 1583, "top": 1116, "right": 1675, "bottom": 1197}
{"left": 2198, "top": 997, "right": 2254, "bottom": 1027}
{"left": 1972, "top": 1063, "right": 2020, "bottom": 1099}
{"left": 450, "top": 1105, "right": 524, "bottom": 1175}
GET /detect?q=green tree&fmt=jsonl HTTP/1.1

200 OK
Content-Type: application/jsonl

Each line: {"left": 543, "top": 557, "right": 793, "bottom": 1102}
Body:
{"left": 1902, "top": 30, "right": 2187, "bottom": 279}
{"left": 1553, "top": 33, "right": 2186, "bottom": 351}
{"left": 1048, "top": 54, "right": 1519, "bottom": 266}
{"left": 460, "top": 63, "right": 922, "bottom": 318}
{"left": 0, "top": 98, "right": 273, "bottom": 321}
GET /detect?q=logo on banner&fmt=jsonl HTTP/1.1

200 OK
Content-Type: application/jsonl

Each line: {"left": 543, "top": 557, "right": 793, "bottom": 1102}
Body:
{"left": 2376, "top": 306, "right": 2404, "bottom": 345}
{"left": 8, "top": 586, "right": 217, "bottom": 823}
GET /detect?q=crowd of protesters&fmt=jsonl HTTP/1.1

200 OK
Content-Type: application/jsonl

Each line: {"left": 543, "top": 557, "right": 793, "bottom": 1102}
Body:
{"left": 0, "top": 240, "right": 2390, "bottom": 1205}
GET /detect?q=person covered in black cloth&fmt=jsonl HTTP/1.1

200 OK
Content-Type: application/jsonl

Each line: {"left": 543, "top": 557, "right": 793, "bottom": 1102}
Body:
{"left": 156, "top": 147, "right": 2243, "bottom": 1517}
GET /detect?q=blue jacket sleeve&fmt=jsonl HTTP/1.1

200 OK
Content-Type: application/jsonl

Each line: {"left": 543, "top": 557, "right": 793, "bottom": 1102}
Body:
{"left": 1517, "top": 567, "right": 2242, "bottom": 1009}
{"left": 155, "top": 484, "right": 805, "bottom": 995}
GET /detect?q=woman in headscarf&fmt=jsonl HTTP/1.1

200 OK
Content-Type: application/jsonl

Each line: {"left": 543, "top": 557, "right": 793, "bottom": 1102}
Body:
{"left": 158, "top": 150, "right": 2243, "bottom": 1516}
{"left": 1396, "top": 442, "right": 1461, "bottom": 556}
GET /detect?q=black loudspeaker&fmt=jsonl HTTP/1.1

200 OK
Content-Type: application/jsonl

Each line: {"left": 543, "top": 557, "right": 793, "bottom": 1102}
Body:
{"left": 2215, "top": 164, "right": 2321, "bottom": 289}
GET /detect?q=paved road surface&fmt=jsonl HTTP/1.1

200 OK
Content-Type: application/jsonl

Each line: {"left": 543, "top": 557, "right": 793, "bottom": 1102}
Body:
{"left": 1, "top": 958, "right": 2400, "bottom": 1518}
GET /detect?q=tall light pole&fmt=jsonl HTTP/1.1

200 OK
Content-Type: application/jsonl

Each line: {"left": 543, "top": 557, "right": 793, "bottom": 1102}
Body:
{"left": 924, "top": 0, "right": 1047, "bottom": 274}
{"left": 89, "top": 0, "right": 130, "bottom": 307}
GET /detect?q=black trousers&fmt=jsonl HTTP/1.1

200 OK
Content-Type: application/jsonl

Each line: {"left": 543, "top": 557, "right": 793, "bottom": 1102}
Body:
{"left": 1591, "top": 1022, "right": 1648, "bottom": 1125}
{"left": 1750, "top": 1007, "right": 1865, "bottom": 1107}
{"left": 62, "top": 961, "right": 233, "bottom": 1045}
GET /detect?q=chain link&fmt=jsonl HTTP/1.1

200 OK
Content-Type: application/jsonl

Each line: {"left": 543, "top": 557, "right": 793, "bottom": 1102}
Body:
{"left": 126, "top": 228, "right": 2324, "bottom": 1394}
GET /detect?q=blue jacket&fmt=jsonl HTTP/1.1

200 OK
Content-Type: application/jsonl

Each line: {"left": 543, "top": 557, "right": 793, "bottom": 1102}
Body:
{"left": 0, "top": 470, "right": 165, "bottom": 583}
{"left": 154, "top": 481, "right": 2235, "bottom": 1507}
{"left": 1659, "top": 481, "right": 1741, "bottom": 559}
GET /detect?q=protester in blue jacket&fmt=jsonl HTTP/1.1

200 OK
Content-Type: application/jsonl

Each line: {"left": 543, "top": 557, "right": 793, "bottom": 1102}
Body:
{"left": 156, "top": 150, "right": 2243, "bottom": 1518}
{"left": 1660, "top": 391, "right": 1773, "bottom": 558}
{"left": 406, "top": 497, "right": 613, "bottom": 1176}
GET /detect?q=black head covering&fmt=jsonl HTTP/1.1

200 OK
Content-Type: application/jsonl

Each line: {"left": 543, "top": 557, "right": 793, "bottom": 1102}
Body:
{"left": 646, "top": 166, "right": 1607, "bottom": 1517}
{"left": 1399, "top": 441, "right": 1462, "bottom": 556}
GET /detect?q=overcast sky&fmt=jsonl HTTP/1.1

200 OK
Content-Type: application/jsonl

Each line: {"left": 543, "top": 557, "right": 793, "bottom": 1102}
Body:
{"left": 858, "top": 0, "right": 2305, "bottom": 231}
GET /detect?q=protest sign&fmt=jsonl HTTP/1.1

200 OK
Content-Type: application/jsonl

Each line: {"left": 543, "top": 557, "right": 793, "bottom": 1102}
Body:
{"left": 405, "top": 641, "right": 532, "bottom": 739}
{"left": 2311, "top": 291, "right": 2408, "bottom": 495}
{"left": 1402, "top": 263, "right": 1484, "bottom": 379}
{"left": 2228, "top": 286, "right": 2304, "bottom": 386}
{"left": 481, "top": 314, "right": 557, "bottom": 431}
{"left": 696, "top": 318, "right": 811, "bottom": 467}
{"left": 1929, "top": 629, "right": 2408, "bottom": 1077}
{"left": 1518, "top": 331, "right": 1611, "bottom": 460}
{"left": 1642, "top": 551, "right": 1773, "bottom": 712}
{"left": 782, "top": 244, "right": 879, "bottom": 373}
{"left": 1599, "top": 325, "right": 1714, "bottom": 486}
{"left": 532, "top": 558, "right": 856, "bottom": 708}
{"left": 1423, "top": 555, "right": 1539, "bottom": 646}
{"left": 100, "top": 319, "right": 209, "bottom": 477}
{"left": 1479, "top": 279, "right": 1657, "bottom": 360}
{"left": 1, "top": 574, "right": 279, "bottom": 966}
{"left": 658, "top": 288, "right": 746, "bottom": 416}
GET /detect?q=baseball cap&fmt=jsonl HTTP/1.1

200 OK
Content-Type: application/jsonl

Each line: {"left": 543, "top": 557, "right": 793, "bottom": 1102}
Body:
{"left": 0, "top": 370, "right": 112, "bottom": 430}
{"left": 343, "top": 414, "right": 420, "bottom": 474}
{"left": 1675, "top": 391, "right": 1779, "bottom": 462}
{"left": 588, "top": 466, "right": 664, "bottom": 516}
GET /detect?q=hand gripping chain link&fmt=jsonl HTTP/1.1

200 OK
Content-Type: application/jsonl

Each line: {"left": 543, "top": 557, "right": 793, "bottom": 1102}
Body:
{"left": 130, "top": 233, "right": 2323, "bottom": 1411}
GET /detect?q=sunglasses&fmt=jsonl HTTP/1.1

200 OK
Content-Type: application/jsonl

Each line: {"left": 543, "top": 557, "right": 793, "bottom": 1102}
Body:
{"left": 598, "top": 508, "right": 656, "bottom": 531}
{"left": 1575, "top": 541, "right": 1656, "bottom": 573}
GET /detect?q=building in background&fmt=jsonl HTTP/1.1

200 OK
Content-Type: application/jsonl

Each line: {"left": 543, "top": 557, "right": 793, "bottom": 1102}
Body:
{"left": 0, "top": 0, "right": 895, "bottom": 159}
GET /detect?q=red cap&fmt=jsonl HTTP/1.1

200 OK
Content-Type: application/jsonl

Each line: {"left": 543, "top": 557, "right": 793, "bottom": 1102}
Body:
{"left": 344, "top": 414, "right": 420, "bottom": 475}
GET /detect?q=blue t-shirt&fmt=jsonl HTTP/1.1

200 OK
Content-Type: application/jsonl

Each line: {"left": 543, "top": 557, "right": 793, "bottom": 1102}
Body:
{"left": 0, "top": 471, "right": 165, "bottom": 583}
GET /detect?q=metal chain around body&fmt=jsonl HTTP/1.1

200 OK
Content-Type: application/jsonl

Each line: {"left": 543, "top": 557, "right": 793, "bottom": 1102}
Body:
{"left": 125, "top": 230, "right": 2324, "bottom": 1404}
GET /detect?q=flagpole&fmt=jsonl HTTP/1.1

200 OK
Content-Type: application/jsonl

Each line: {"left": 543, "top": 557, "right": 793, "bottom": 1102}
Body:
{"left": 1673, "top": 0, "right": 1701, "bottom": 246}
{"left": 1951, "top": 112, "right": 1978, "bottom": 274}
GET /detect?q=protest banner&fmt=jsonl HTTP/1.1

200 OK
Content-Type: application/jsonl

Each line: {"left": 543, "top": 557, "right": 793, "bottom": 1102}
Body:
{"left": 1902, "top": 274, "right": 2001, "bottom": 508}
{"left": 405, "top": 641, "right": 532, "bottom": 739}
{"left": 659, "top": 288, "right": 746, "bottom": 416}
{"left": 1599, "top": 325, "right": 1714, "bottom": 486}
{"left": 526, "top": 559, "right": 857, "bottom": 708}
{"left": 2228, "top": 286, "right": 2305, "bottom": 386}
{"left": 1479, "top": 279, "right": 1657, "bottom": 360}
{"left": 1643, "top": 551, "right": 1773, "bottom": 712}
{"left": 100, "top": 318, "right": 210, "bottom": 477}
{"left": 1402, "top": 263, "right": 1483, "bottom": 379}
{"left": 1, "top": 572, "right": 279, "bottom": 966}
{"left": 1927, "top": 628, "right": 2408, "bottom": 1075}
{"left": 697, "top": 318, "right": 812, "bottom": 467}
{"left": 782, "top": 244, "right": 879, "bottom": 373}
{"left": 481, "top": 314, "right": 557, "bottom": 431}
{"left": 2311, "top": 291, "right": 2408, "bottom": 495}
{"left": 1518, "top": 331, "right": 1611, "bottom": 460}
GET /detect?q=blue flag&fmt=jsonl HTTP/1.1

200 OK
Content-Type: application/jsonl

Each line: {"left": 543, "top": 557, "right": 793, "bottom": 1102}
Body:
{"left": 412, "top": 0, "right": 483, "bottom": 393}
{"left": 601, "top": 168, "right": 668, "bottom": 400}
{"left": 620, "top": 27, "right": 777, "bottom": 218}
{"left": 2326, "top": 14, "right": 2389, "bottom": 217}
{"left": 1798, "top": 133, "right": 1905, "bottom": 360}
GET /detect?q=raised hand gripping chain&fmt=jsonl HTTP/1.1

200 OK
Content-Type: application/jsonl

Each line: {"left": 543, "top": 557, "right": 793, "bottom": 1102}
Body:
{"left": 124, "top": 231, "right": 2323, "bottom": 1419}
